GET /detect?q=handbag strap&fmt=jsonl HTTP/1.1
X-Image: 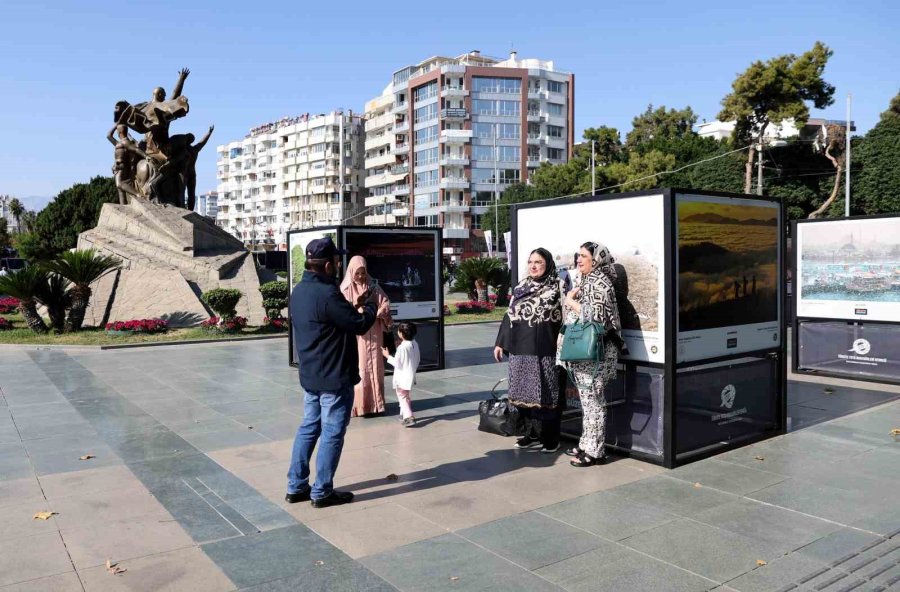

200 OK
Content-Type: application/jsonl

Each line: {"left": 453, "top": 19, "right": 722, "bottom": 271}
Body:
{"left": 490, "top": 378, "right": 507, "bottom": 401}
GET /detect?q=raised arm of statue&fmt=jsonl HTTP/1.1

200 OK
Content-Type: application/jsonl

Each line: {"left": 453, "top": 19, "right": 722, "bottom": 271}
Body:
{"left": 193, "top": 125, "right": 214, "bottom": 153}
{"left": 172, "top": 67, "right": 190, "bottom": 100}
{"left": 106, "top": 124, "right": 119, "bottom": 147}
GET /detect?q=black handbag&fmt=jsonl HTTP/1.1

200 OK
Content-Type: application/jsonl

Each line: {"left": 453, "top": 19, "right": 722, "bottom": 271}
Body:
{"left": 477, "top": 379, "right": 525, "bottom": 437}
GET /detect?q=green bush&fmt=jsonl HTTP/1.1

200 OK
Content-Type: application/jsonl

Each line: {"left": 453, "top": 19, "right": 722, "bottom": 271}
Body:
{"left": 201, "top": 288, "right": 243, "bottom": 320}
{"left": 259, "top": 281, "right": 289, "bottom": 319}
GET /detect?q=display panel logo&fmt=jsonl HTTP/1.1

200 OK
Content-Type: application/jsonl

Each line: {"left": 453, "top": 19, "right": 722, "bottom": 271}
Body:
{"left": 721, "top": 384, "right": 737, "bottom": 409}
{"left": 849, "top": 339, "right": 872, "bottom": 356}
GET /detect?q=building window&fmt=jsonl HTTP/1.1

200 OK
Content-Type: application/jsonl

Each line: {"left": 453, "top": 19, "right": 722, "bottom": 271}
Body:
{"left": 471, "top": 168, "right": 520, "bottom": 185}
{"left": 415, "top": 215, "right": 438, "bottom": 227}
{"left": 414, "top": 103, "right": 437, "bottom": 124}
{"left": 229, "top": 147, "right": 242, "bottom": 158}
{"left": 472, "top": 77, "right": 522, "bottom": 94}
{"left": 472, "top": 99, "right": 520, "bottom": 116}
{"left": 415, "top": 125, "right": 438, "bottom": 144}
{"left": 415, "top": 170, "right": 438, "bottom": 188}
{"left": 548, "top": 80, "right": 564, "bottom": 94}
{"left": 548, "top": 147, "right": 565, "bottom": 160}
{"left": 471, "top": 214, "right": 483, "bottom": 229}
{"left": 414, "top": 81, "right": 438, "bottom": 102}
{"left": 547, "top": 125, "right": 564, "bottom": 138}
{"left": 548, "top": 103, "right": 565, "bottom": 116}
{"left": 415, "top": 147, "right": 438, "bottom": 166}
{"left": 473, "top": 122, "right": 520, "bottom": 139}
{"left": 414, "top": 192, "right": 439, "bottom": 209}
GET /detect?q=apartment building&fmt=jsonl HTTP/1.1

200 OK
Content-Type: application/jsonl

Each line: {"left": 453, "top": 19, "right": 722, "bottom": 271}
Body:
{"left": 215, "top": 111, "right": 364, "bottom": 250}
{"left": 194, "top": 191, "right": 218, "bottom": 220}
{"left": 363, "top": 50, "right": 574, "bottom": 256}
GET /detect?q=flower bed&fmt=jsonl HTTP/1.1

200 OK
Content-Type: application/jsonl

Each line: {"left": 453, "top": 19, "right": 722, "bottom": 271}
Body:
{"left": 201, "top": 316, "right": 248, "bottom": 333}
{"left": 0, "top": 317, "right": 13, "bottom": 331}
{"left": 0, "top": 297, "right": 20, "bottom": 315}
{"left": 105, "top": 319, "right": 169, "bottom": 335}
{"left": 455, "top": 301, "right": 496, "bottom": 314}
{"left": 264, "top": 316, "right": 289, "bottom": 331}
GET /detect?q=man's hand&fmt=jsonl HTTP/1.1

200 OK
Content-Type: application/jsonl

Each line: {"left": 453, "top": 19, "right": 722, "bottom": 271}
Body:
{"left": 355, "top": 290, "right": 371, "bottom": 310}
{"left": 382, "top": 347, "right": 389, "bottom": 358}
{"left": 493, "top": 346, "right": 505, "bottom": 363}
{"left": 178, "top": 67, "right": 191, "bottom": 78}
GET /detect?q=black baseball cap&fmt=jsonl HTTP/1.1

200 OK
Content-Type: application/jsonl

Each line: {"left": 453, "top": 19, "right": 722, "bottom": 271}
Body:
{"left": 305, "top": 237, "right": 346, "bottom": 260}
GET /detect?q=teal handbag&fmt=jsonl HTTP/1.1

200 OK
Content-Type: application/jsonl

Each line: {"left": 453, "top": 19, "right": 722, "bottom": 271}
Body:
{"left": 559, "top": 320, "right": 606, "bottom": 362}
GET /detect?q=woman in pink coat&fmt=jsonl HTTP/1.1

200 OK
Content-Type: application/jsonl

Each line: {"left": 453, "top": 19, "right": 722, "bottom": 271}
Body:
{"left": 341, "top": 256, "right": 393, "bottom": 416}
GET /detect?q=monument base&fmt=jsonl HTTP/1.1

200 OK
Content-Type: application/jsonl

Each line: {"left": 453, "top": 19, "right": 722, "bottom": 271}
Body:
{"left": 78, "top": 200, "right": 265, "bottom": 327}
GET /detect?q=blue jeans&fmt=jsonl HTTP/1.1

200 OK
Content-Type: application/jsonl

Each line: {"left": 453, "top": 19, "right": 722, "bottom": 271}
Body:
{"left": 287, "top": 385, "right": 353, "bottom": 500}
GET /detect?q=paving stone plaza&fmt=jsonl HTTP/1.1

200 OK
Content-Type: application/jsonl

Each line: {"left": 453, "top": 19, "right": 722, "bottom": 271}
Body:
{"left": 2, "top": 323, "right": 899, "bottom": 591}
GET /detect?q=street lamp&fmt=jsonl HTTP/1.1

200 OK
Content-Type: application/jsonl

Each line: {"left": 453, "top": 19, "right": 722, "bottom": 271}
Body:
{"left": 756, "top": 138, "right": 788, "bottom": 195}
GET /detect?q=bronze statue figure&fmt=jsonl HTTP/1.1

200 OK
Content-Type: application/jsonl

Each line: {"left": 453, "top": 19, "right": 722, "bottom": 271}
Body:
{"left": 109, "top": 68, "right": 213, "bottom": 208}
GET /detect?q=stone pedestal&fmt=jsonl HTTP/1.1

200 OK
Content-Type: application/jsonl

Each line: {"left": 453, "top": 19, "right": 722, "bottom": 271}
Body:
{"left": 78, "top": 200, "right": 265, "bottom": 327}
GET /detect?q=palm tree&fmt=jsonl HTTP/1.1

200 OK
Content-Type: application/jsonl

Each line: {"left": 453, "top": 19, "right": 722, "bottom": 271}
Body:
{"left": 45, "top": 249, "right": 120, "bottom": 332}
{"left": 0, "top": 266, "right": 50, "bottom": 333}
{"left": 37, "top": 273, "right": 71, "bottom": 334}
{"left": 8, "top": 198, "right": 24, "bottom": 233}
{"left": 453, "top": 257, "right": 503, "bottom": 301}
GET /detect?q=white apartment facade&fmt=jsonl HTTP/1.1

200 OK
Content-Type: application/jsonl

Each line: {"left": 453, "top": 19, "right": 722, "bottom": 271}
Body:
{"left": 195, "top": 191, "right": 218, "bottom": 219}
{"left": 363, "top": 51, "right": 574, "bottom": 256}
{"left": 215, "top": 112, "right": 365, "bottom": 250}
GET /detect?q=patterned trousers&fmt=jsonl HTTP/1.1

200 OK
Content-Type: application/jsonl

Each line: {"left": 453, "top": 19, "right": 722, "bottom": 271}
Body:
{"left": 571, "top": 342, "right": 618, "bottom": 459}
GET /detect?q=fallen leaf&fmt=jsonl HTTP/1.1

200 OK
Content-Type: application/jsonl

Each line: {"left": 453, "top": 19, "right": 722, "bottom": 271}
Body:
{"left": 823, "top": 387, "right": 834, "bottom": 394}
{"left": 386, "top": 473, "right": 398, "bottom": 481}
{"left": 79, "top": 454, "right": 95, "bottom": 461}
{"left": 753, "top": 456, "right": 765, "bottom": 461}
{"left": 890, "top": 428, "right": 900, "bottom": 436}
{"left": 315, "top": 560, "right": 325, "bottom": 566}
{"left": 248, "top": 426, "right": 254, "bottom": 430}
{"left": 693, "top": 482, "right": 702, "bottom": 488}
{"left": 33, "top": 511, "right": 57, "bottom": 520}
{"left": 450, "top": 576, "right": 460, "bottom": 581}
{"left": 756, "top": 560, "right": 768, "bottom": 567}
{"left": 106, "top": 559, "right": 126, "bottom": 575}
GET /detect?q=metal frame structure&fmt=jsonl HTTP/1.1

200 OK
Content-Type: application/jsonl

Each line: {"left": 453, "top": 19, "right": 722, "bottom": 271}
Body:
{"left": 791, "top": 213, "right": 900, "bottom": 386}
{"left": 512, "top": 188, "right": 787, "bottom": 468}
{"left": 286, "top": 225, "right": 445, "bottom": 371}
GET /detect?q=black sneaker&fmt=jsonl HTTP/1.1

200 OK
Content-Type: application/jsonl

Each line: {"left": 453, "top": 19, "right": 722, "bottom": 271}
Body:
{"left": 311, "top": 490, "right": 354, "bottom": 508}
{"left": 540, "top": 444, "right": 560, "bottom": 454}
{"left": 514, "top": 436, "right": 541, "bottom": 449}
{"left": 284, "top": 489, "right": 311, "bottom": 504}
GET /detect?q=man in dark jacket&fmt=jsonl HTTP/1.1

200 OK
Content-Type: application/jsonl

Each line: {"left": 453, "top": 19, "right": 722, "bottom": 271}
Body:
{"left": 286, "top": 237, "right": 376, "bottom": 508}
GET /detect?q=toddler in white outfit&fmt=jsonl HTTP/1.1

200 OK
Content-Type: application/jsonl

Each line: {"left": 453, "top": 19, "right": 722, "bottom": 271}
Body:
{"left": 382, "top": 322, "right": 421, "bottom": 427}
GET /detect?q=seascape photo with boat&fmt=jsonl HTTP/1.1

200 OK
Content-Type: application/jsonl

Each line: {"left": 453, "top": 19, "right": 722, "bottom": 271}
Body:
{"left": 797, "top": 216, "right": 900, "bottom": 322}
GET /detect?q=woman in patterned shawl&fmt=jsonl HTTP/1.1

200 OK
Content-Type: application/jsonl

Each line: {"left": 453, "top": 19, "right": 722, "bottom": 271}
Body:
{"left": 494, "top": 248, "right": 565, "bottom": 453}
{"left": 559, "top": 241, "right": 624, "bottom": 467}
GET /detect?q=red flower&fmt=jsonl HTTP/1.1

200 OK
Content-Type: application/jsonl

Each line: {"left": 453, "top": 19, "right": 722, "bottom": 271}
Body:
{"left": 0, "top": 317, "right": 13, "bottom": 331}
{"left": 0, "top": 297, "right": 20, "bottom": 315}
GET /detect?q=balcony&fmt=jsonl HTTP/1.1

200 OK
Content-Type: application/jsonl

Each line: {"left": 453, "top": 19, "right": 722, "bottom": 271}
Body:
{"left": 439, "top": 108, "right": 469, "bottom": 121}
{"left": 440, "top": 156, "right": 469, "bottom": 166}
{"left": 439, "top": 129, "right": 473, "bottom": 144}
{"left": 390, "top": 163, "right": 409, "bottom": 175}
{"left": 365, "top": 194, "right": 397, "bottom": 207}
{"left": 527, "top": 157, "right": 542, "bottom": 168}
{"left": 440, "top": 86, "right": 468, "bottom": 98}
{"left": 440, "top": 177, "right": 469, "bottom": 190}
{"left": 365, "top": 152, "right": 395, "bottom": 169}
{"left": 365, "top": 135, "right": 391, "bottom": 151}
{"left": 443, "top": 228, "right": 469, "bottom": 240}
{"left": 440, "top": 64, "right": 466, "bottom": 74}
{"left": 394, "top": 184, "right": 410, "bottom": 196}
{"left": 394, "top": 120, "right": 410, "bottom": 134}
{"left": 394, "top": 143, "right": 410, "bottom": 155}
{"left": 526, "top": 111, "right": 544, "bottom": 122}
{"left": 527, "top": 134, "right": 544, "bottom": 145}
{"left": 391, "top": 101, "right": 408, "bottom": 114}
{"left": 439, "top": 201, "right": 470, "bottom": 213}
{"left": 528, "top": 89, "right": 548, "bottom": 100}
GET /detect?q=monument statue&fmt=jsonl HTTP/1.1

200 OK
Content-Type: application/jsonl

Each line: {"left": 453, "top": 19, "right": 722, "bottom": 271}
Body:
{"left": 110, "top": 67, "right": 213, "bottom": 208}
{"left": 81, "top": 68, "right": 265, "bottom": 329}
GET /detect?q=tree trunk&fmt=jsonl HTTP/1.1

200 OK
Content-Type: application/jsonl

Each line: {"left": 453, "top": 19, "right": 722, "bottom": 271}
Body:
{"left": 19, "top": 300, "right": 48, "bottom": 333}
{"left": 743, "top": 144, "right": 755, "bottom": 194}
{"left": 47, "top": 305, "right": 66, "bottom": 334}
{"left": 65, "top": 285, "right": 91, "bottom": 332}
{"left": 809, "top": 144, "right": 843, "bottom": 219}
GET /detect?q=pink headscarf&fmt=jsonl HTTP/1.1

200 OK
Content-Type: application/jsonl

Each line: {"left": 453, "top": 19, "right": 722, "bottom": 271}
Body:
{"left": 340, "top": 256, "right": 392, "bottom": 325}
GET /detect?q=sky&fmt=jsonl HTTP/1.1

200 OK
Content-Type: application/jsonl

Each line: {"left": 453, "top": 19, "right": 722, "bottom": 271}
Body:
{"left": 1, "top": 0, "right": 898, "bottom": 210}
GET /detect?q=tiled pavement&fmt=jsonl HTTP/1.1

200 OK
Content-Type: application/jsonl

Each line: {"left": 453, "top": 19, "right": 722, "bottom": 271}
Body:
{"left": 1, "top": 323, "right": 899, "bottom": 591}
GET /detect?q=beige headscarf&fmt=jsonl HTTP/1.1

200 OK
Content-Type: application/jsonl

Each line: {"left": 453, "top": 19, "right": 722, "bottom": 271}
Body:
{"left": 340, "top": 256, "right": 392, "bottom": 325}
